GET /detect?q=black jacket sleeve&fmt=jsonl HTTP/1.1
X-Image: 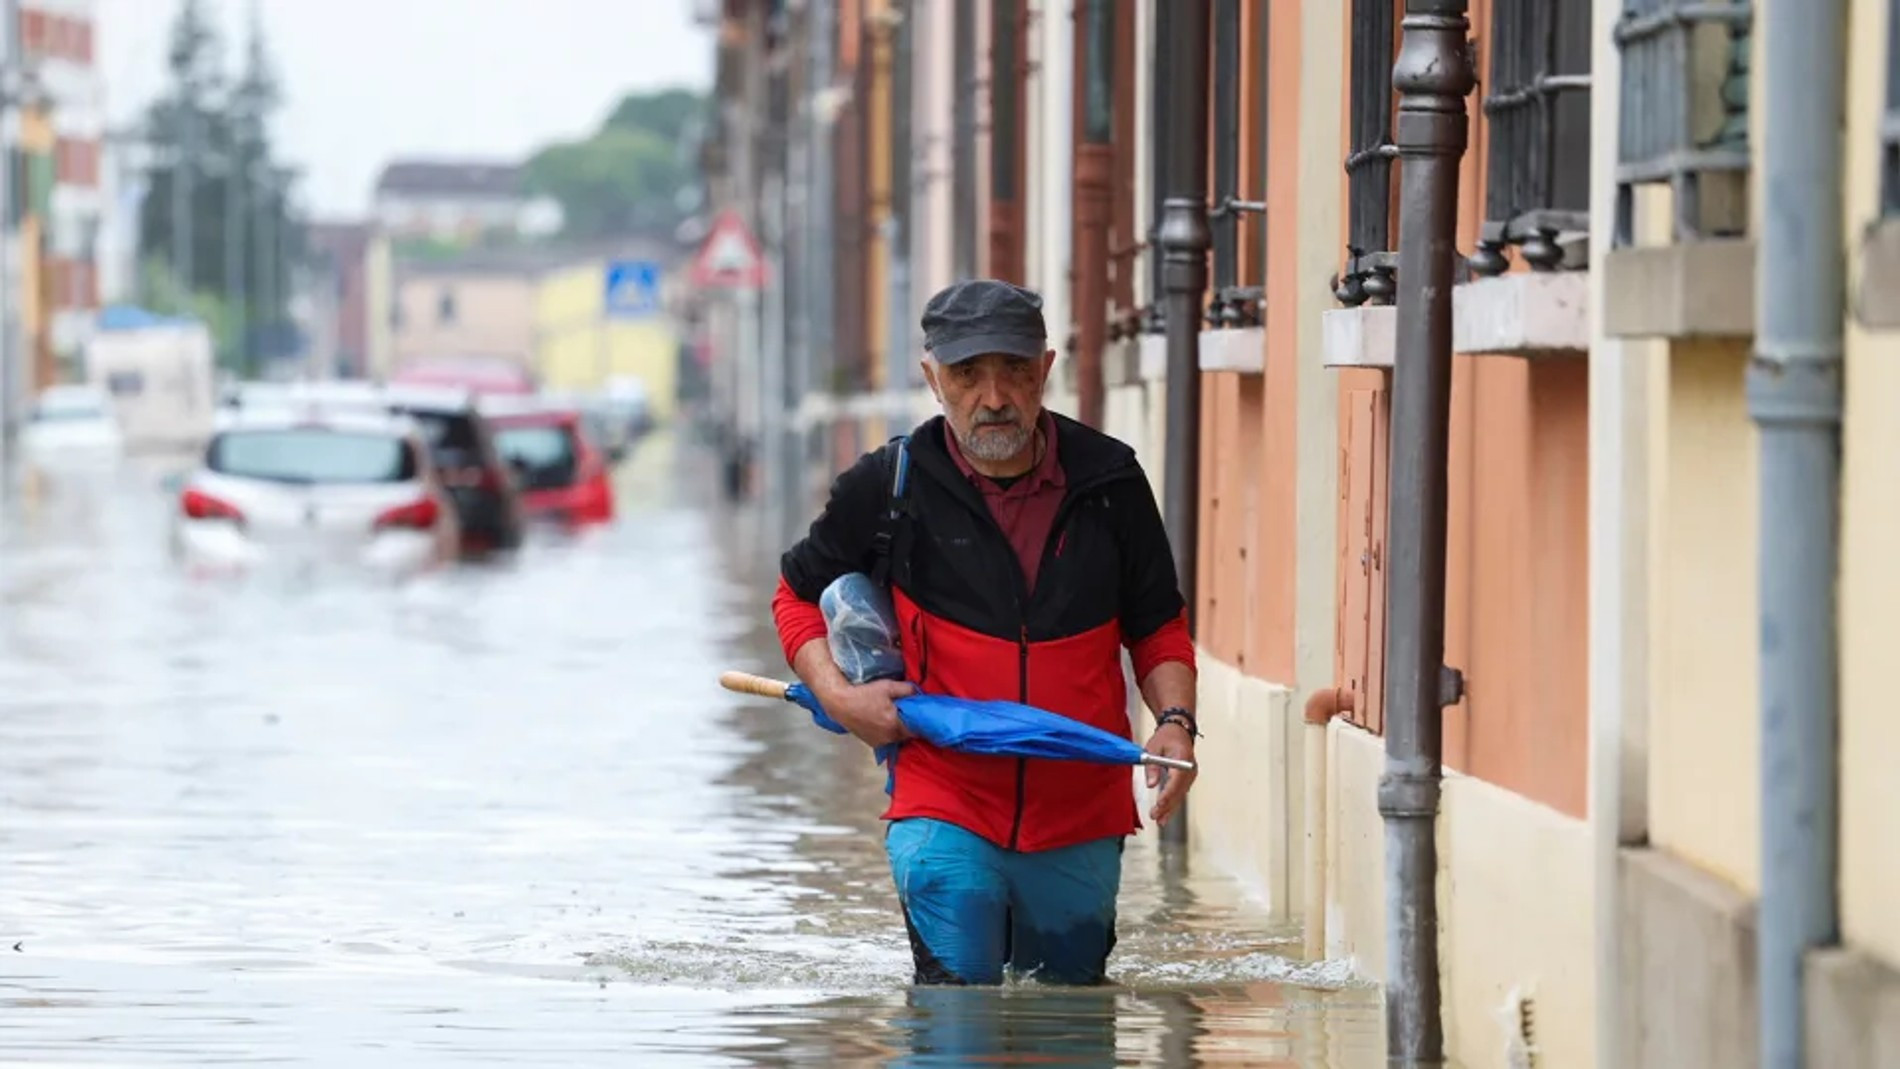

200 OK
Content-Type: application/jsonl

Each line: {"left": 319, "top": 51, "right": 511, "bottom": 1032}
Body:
{"left": 1115, "top": 465, "right": 1188, "bottom": 642}
{"left": 779, "top": 443, "right": 895, "bottom": 603}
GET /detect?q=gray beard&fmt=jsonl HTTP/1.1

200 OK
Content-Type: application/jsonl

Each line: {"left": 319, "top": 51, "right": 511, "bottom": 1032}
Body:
{"left": 960, "top": 422, "right": 1033, "bottom": 463}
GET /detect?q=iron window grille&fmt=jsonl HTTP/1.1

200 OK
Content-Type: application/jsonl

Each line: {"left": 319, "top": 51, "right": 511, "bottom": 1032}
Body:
{"left": 1611, "top": 0, "right": 1752, "bottom": 245}
{"left": 1206, "top": 0, "right": 1267, "bottom": 329}
{"left": 1144, "top": 0, "right": 1170, "bottom": 335}
{"left": 1337, "top": 0, "right": 1398, "bottom": 307}
{"left": 1471, "top": 0, "right": 1593, "bottom": 275}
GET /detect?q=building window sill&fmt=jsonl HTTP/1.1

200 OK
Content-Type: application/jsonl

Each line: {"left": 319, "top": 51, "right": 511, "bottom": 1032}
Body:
{"left": 1856, "top": 219, "right": 1900, "bottom": 330}
{"left": 1602, "top": 239, "right": 1756, "bottom": 339}
{"left": 1453, "top": 271, "right": 1589, "bottom": 355}
{"left": 1321, "top": 305, "right": 1397, "bottom": 370}
{"left": 1199, "top": 326, "right": 1266, "bottom": 374}
{"left": 1321, "top": 270, "right": 1591, "bottom": 370}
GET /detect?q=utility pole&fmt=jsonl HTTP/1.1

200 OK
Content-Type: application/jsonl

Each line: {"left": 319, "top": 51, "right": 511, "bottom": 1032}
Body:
{"left": 0, "top": 0, "right": 20, "bottom": 455}
{"left": 224, "top": 118, "right": 247, "bottom": 377}
{"left": 173, "top": 103, "right": 195, "bottom": 297}
{"left": 1380, "top": 1, "right": 1474, "bottom": 1064}
{"left": 1073, "top": 0, "right": 1114, "bottom": 429}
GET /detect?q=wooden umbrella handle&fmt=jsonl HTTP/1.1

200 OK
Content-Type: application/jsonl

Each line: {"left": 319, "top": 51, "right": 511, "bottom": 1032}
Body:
{"left": 719, "top": 671, "right": 792, "bottom": 701}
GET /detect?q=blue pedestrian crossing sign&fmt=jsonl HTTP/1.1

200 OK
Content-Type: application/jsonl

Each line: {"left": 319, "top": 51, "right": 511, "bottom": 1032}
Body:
{"left": 604, "top": 259, "right": 663, "bottom": 319}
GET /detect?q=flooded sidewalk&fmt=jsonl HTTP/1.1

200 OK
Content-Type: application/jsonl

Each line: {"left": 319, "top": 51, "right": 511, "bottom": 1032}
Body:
{"left": 0, "top": 439, "right": 1381, "bottom": 1066}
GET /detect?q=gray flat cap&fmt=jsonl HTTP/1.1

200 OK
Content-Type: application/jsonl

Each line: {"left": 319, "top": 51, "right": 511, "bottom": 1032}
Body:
{"left": 920, "top": 279, "right": 1047, "bottom": 364}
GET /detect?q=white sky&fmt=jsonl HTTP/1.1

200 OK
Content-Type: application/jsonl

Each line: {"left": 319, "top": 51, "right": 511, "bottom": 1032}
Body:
{"left": 96, "top": 0, "right": 716, "bottom": 220}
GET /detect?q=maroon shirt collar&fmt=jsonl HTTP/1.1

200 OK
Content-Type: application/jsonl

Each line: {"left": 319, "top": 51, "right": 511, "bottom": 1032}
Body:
{"left": 944, "top": 411, "right": 1065, "bottom": 493}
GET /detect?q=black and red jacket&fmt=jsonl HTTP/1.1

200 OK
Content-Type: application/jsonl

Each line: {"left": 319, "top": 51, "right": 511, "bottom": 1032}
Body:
{"left": 773, "top": 412, "right": 1194, "bottom": 853}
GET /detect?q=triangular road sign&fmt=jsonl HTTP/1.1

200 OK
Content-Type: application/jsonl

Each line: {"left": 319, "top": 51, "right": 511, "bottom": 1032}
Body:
{"left": 689, "top": 210, "right": 768, "bottom": 290}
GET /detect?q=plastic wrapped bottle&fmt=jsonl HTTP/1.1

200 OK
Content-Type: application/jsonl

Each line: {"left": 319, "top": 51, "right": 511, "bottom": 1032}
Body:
{"left": 818, "top": 572, "right": 906, "bottom": 684}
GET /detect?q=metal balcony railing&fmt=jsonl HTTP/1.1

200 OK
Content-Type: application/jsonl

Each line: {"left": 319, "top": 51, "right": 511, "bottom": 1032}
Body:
{"left": 1611, "top": 0, "right": 1753, "bottom": 245}
{"left": 1336, "top": 0, "right": 1397, "bottom": 307}
{"left": 1471, "top": 0, "right": 1593, "bottom": 275}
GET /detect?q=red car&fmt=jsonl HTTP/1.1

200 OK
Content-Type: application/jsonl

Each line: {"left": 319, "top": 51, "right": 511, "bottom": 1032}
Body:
{"left": 484, "top": 405, "right": 614, "bottom": 526}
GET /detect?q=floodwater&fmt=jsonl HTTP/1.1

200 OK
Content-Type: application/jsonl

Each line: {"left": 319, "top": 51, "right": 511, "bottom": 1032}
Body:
{"left": 0, "top": 434, "right": 1382, "bottom": 1067}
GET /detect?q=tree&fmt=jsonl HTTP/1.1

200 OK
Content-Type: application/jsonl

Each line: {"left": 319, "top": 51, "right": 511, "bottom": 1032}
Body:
{"left": 524, "top": 87, "right": 706, "bottom": 242}
{"left": 137, "top": 0, "right": 304, "bottom": 372}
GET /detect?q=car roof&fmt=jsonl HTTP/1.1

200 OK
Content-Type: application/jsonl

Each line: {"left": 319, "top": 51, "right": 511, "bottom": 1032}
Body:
{"left": 381, "top": 383, "right": 479, "bottom": 413}
{"left": 212, "top": 405, "right": 424, "bottom": 438}
{"left": 477, "top": 393, "right": 578, "bottom": 421}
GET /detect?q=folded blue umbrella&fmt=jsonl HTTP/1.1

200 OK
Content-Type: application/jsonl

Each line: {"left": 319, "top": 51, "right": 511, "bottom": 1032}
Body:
{"left": 717, "top": 671, "right": 1196, "bottom": 774}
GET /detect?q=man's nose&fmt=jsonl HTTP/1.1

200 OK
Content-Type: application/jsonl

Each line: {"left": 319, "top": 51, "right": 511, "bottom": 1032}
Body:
{"left": 974, "top": 372, "right": 1009, "bottom": 410}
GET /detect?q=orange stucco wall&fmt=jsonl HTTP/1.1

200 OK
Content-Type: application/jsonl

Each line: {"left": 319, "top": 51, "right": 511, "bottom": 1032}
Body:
{"left": 1195, "top": 0, "right": 1301, "bottom": 685}
{"left": 1323, "top": 0, "right": 1590, "bottom": 819}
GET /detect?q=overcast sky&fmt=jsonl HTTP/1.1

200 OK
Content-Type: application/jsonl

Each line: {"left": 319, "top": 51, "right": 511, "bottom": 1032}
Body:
{"left": 97, "top": 0, "right": 715, "bottom": 220}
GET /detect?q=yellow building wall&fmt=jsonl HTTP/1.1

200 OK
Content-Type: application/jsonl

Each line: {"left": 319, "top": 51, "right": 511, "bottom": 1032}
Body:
{"left": 534, "top": 261, "right": 680, "bottom": 420}
{"left": 365, "top": 234, "right": 394, "bottom": 381}
{"left": 1326, "top": 723, "right": 1596, "bottom": 1067}
{"left": 1647, "top": 341, "right": 1760, "bottom": 896}
{"left": 1838, "top": 0, "right": 1900, "bottom": 971}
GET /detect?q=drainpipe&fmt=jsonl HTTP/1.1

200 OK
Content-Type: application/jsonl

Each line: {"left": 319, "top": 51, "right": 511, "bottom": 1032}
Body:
{"left": 951, "top": 1, "right": 977, "bottom": 281}
{"left": 809, "top": 0, "right": 837, "bottom": 450}
{"left": 1380, "top": 2, "right": 1473, "bottom": 1064}
{"left": 1303, "top": 686, "right": 1354, "bottom": 961}
{"left": 1750, "top": 0, "right": 1844, "bottom": 1063}
{"left": 1072, "top": 0, "right": 1113, "bottom": 429}
{"left": 1155, "top": 0, "right": 1209, "bottom": 848}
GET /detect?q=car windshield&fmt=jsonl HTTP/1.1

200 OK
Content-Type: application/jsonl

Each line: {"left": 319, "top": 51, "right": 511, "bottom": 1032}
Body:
{"left": 209, "top": 429, "right": 417, "bottom": 484}
{"left": 34, "top": 402, "right": 107, "bottom": 422}
{"left": 494, "top": 424, "right": 576, "bottom": 489}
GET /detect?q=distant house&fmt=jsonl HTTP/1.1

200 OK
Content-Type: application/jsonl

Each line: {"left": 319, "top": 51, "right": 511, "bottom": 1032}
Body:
{"left": 371, "top": 160, "right": 562, "bottom": 245}
{"left": 389, "top": 249, "right": 569, "bottom": 372}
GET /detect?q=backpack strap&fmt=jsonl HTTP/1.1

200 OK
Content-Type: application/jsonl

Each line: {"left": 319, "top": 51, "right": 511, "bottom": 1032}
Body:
{"left": 868, "top": 435, "right": 911, "bottom": 587}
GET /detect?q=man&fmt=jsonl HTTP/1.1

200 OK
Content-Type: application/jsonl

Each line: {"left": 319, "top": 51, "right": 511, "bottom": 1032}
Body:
{"left": 771, "top": 278, "right": 1199, "bottom": 987}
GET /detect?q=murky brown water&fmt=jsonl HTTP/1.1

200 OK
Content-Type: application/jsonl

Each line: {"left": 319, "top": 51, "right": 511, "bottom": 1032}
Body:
{"left": 0, "top": 435, "right": 1381, "bottom": 1066}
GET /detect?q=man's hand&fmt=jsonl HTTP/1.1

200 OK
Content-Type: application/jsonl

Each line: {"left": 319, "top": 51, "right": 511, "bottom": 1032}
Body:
{"left": 1144, "top": 721, "right": 1198, "bottom": 826}
{"left": 817, "top": 678, "right": 916, "bottom": 748}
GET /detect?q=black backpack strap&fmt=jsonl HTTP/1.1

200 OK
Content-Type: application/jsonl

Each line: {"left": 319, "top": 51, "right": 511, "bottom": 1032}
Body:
{"left": 868, "top": 435, "right": 912, "bottom": 587}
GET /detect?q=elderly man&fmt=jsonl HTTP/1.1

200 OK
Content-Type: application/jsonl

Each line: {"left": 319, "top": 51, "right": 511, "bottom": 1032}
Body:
{"left": 770, "top": 278, "right": 1198, "bottom": 987}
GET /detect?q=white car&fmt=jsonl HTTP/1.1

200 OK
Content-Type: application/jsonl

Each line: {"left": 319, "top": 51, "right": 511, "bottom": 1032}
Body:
{"left": 22, "top": 384, "right": 124, "bottom": 459}
{"left": 171, "top": 408, "right": 461, "bottom": 578}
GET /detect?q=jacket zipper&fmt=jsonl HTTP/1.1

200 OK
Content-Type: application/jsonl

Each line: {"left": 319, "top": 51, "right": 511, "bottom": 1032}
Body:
{"left": 925, "top": 459, "right": 1136, "bottom": 853}
{"left": 1009, "top": 621, "right": 1029, "bottom": 850}
{"left": 912, "top": 614, "right": 930, "bottom": 685}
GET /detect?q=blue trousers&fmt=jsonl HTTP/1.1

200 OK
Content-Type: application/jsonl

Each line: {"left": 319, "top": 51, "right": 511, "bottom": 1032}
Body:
{"left": 885, "top": 817, "right": 1123, "bottom": 986}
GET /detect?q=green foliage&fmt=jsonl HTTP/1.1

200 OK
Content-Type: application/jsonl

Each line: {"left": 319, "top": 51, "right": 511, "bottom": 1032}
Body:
{"left": 137, "top": 0, "right": 302, "bottom": 368}
{"left": 525, "top": 87, "right": 705, "bottom": 241}
{"left": 139, "top": 257, "right": 244, "bottom": 372}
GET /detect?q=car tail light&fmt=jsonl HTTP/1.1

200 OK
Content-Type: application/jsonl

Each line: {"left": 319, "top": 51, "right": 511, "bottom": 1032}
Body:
{"left": 373, "top": 498, "right": 441, "bottom": 531}
{"left": 180, "top": 488, "right": 244, "bottom": 525}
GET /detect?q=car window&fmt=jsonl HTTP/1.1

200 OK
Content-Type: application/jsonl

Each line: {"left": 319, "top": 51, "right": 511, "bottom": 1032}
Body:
{"left": 208, "top": 429, "right": 418, "bottom": 484}
{"left": 33, "top": 401, "right": 107, "bottom": 422}
{"left": 408, "top": 411, "right": 482, "bottom": 455}
{"left": 494, "top": 424, "right": 577, "bottom": 489}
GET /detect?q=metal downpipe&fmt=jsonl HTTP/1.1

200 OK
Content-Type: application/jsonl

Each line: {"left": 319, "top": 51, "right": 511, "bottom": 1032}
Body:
{"left": 1156, "top": 0, "right": 1210, "bottom": 849}
{"left": 1751, "top": 1, "right": 1845, "bottom": 1064}
{"left": 1379, "top": 2, "right": 1472, "bottom": 1065}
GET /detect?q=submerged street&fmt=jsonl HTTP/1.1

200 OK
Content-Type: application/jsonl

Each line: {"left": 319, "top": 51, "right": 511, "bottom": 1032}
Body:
{"left": 0, "top": 436, "right": 1379, "bottom": 1067}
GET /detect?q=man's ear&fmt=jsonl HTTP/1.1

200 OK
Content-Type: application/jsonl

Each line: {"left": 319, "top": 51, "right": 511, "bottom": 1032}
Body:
{"left": 1040, "top": 349, "right": 1057, "bottom": 379}
{"left": 920, "top": 357, "right": 942, "bottom": 402}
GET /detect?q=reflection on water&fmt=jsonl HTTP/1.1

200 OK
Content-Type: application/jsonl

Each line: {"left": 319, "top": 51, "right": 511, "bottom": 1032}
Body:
{"left": 0, "top": 436, "right": 1381, "bottom": 1066}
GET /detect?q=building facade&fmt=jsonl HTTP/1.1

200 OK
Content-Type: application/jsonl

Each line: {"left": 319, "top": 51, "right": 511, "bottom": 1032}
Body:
{"left": 372, "top": 160, "right": 561, "bottom": 246}
{"left": 700, "top": 1, "right": 1900, "bottom": 1065}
